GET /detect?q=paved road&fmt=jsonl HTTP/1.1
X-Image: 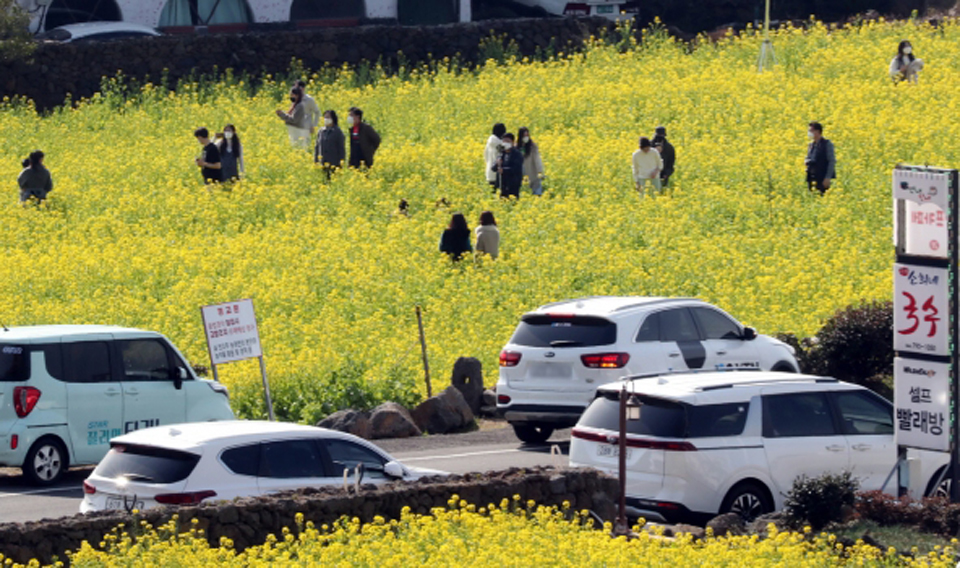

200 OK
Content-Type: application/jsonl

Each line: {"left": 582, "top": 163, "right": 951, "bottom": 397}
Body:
{"left": 0, "top": 426, "right": 570, "bottom": 525}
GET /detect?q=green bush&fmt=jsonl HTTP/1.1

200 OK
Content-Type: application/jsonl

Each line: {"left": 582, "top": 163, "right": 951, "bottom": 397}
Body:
{"left": 784, "top": 471, "right": 859, "bottom": 530}
{"left": 856, "top": 490, "right": 960, "bottom": 537}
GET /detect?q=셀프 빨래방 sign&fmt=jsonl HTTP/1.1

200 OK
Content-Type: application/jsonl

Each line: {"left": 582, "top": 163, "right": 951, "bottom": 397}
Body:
{"left": 894, "top": 357, "right": 950, "bottom": 452}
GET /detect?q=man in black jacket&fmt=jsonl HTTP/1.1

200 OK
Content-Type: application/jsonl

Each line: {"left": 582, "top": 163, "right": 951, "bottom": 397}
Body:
{"left": 495, "top": 133, "right": 524, "bottom": 199}
{"left": 805, "top": 121, "right": 836, "bottom": 196}
{"left": 653, "top": 126, "right": 676, "bottom": 187}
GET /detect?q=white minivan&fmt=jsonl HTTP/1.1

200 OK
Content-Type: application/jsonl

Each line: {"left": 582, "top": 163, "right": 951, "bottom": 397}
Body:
{"left": 0, "top": 325, "right": 234, "bottom": 485}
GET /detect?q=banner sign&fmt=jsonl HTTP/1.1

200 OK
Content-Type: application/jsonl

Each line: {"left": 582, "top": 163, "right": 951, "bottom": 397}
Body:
{"left": 901, "top": 201, "right": 948, "bottom": 258}
{"left": 894, "top": 358, "right": 950, "bottom": 452}
{"left": 201, "top": 298, "right": 263, "bottom": 365}
{"left": 894, "top": 263, "right": 950, "bottom": 357}
{"left": 893, "top": 168, "right": 951, "bottom": 210}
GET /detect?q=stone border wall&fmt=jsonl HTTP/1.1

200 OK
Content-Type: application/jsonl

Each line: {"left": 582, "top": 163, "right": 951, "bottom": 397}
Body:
{"left": 0, "top": 17, "right": 618, "bottom": 112}
{"left": 0, "top": 466, "right": 618, "bottom": 565}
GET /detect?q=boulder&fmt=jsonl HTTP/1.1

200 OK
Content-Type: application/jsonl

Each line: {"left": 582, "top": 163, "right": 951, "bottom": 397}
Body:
{"left": 317, "top": 409, "right": 372, "bottom": 439}
{"left": 480, "top": 388, "right": 498, "bottom": 416}
{"left": 412, "top": 386, "right": 475, "bottom": 434}
{"left": 748, "top": 511, "right": 789, "bottom": 537}
{"left": 673, "top": 524, "right": 706, "bottom": 540}
{"left": 450, "top": 357, "right": 484, "bottom": 415}
{"left": 369, "top": 402, "right": 422, "bottom": 439}
{"left": 438, "top": 386, "right": 474, "bottom": 425}
{"left": 706, "top": 512, "right": 746, "bottom": 537}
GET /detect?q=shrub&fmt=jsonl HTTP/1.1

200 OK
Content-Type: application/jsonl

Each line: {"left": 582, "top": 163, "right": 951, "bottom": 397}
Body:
{"left": 856, "top": 490, "right": 960, "bottom": 537}
{"left": 784, "top": 471, "right": 859, "bottom": 530}
{"left": 806, "top": 301, "right": 893, "bottom": 382}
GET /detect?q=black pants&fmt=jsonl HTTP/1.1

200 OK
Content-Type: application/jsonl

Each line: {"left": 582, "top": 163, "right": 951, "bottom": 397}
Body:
{"left": 660, "top": 172, "right": 672, "bottom": 188}
{"left": 807, "top": 172, "right": 828, "bottom": 195}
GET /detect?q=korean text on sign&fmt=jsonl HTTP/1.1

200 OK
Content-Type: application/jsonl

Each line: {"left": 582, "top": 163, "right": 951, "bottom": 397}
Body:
{"left": 893, "top": 358, "right": 950, "bottom": 452}
{"left": 201, "top": 299, "right": 263, "bottom": 365}
{"left": 893, "top": 264, "right": 950, "bottom": 357}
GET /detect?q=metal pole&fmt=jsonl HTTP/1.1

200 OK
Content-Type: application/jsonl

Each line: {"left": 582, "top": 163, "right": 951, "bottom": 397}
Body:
{"left": 950, "top": 170, "right": 959, "bottom": 503}
{"left": 416, "top": 305, "right": 432, "bottom": 398}
{"left": 259, "top": 356, "right": 276, "bottom": 421}
{"left": 211, "top": 363, "right": 219, "bottom": 384}
{"left": 614, "top": 384, "right": 628, "bottom": 537}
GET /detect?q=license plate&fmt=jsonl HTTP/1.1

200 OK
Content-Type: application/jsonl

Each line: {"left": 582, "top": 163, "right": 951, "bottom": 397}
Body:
{"left": 529, "top": 363, "right": 572, "bottom": 378}
{"left": 597, "top": 5, "right": 615, "bottom": 14}
{"left": 105, "top": 495, "right": 144, "bottom": 511}
{"left": 596, "top": 444, "right": 632, "bottom": 459}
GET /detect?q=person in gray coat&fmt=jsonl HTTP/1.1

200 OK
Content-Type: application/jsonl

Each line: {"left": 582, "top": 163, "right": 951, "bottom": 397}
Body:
{"left": 315, "top": 110, "right": 346, "bottom": 178}
{"left": 18, "top": 150, "right": 53, "bottom": 205}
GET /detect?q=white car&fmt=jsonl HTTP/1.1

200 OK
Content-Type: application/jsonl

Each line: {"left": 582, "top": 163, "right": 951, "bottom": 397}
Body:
{"left": 569, "top": 371, "right": 951, "bottom": 523}
{"left": 0, "top": 325, "right": 234, "bottom": 485}
{"left": 36, "top": 22, "right": 162, "bottom": 43}
{"left": 496, "top": 297, "right": 798, "bottom": 443}
{"left": 80, "top": 421, "right": 446, "bottom": 513}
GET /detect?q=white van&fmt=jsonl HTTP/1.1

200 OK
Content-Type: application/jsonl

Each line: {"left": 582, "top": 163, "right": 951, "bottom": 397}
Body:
{"left": 0, "top": 325, "right": 234, "bottom": 485}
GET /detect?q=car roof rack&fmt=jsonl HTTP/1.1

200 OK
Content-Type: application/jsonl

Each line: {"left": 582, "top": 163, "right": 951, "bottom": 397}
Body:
{"left": 619, "top": 367, "right": 764, "bottom": 382}
{"left": 611, "top": 298, "right": 698, "bottom": 312}
{"left": 699, "top": 377, "right": 838, "bottom": 391}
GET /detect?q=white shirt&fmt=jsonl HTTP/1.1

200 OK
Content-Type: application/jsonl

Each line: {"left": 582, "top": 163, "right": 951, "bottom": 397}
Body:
{"left": 632, "top": 148, "right": 663, "bottom": 182}
{"left": 301, "top": 93, "right": 321, "bottom": 129}
{"left": 485, "top": 135, "right": 505, "bottom": 183}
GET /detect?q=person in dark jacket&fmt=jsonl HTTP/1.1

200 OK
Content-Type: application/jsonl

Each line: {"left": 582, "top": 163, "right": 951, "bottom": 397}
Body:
{"left": 494, "top": 133, "right": 524, "bottom": 199}
{"left": 439, "top": 212, "right": 472, "bottom": 260}
{"left": 347, "top": 107, "right": 381, "bottom": 168}
{"left": 652, "top": 126, "right": 676, "bottom": 187}
{"left": 315, "top": 110, "right": 346, "bottom": 178}
{"left": 17, "top": 150, "right": 53, "bottom": 205}
{"left": 805, "top": 121, "right": 836, "bottom": 196}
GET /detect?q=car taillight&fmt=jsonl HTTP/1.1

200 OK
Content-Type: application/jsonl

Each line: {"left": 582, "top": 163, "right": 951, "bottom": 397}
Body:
{"left": 499, "top": 351, "right": 522, "bottom": 367}
{"left": 497, "top": 394, "right": 512, "bottom": 405}
{"left": 580, "top": 353, "right": 630, "bottom": 369}
{"left": 571, "top": 428, "right": 697, "bottom": 451}
{"left": 83, "top": 480, "right": 96, "bottom": 495}
{"left": 13, "top": 387, "right": 41, "bottom": 418}
{"left": 155, "top": 490, "right": 217, "bottom": 505}
{"left": 10, "top": 434, "right": 18, "bottom": 450}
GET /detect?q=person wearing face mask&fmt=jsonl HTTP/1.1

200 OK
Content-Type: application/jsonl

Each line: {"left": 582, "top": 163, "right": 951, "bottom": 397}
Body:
{"left": 889, "top": 40, "right": 924, "bottom": 83}
{"left": 275, "top": 87, "right": 310, "bottom": 149}
{"left": 485, "top": 123, "right": 507, "bottom": 190}
{"left": 517, "top": 127, "right": 545, "bottom": 196}
{"left": 216, "top": 124, "right": 244, "bottom": 182}
{"left": 652, "top": 126, "right": 675, "bottom": 188}
{"left": 346, "top": 107, "right": 381, "bottom": 168}
{"left": 315, "top": 110, "right": 346, "bottom": 178}
{"left": 295, "top": 80, "right": 321, "bottom": 135}
{"left": 804, "top": 121, "right": 836, "bottom": 196}
{"left": 494, "top": 133, "right": 524, "bottom": 199}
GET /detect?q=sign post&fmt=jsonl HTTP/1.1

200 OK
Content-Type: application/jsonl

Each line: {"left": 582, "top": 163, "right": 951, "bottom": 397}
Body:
{"left": 201, "top": 298, "right": 275, "bottom": 421}
{"left": 892, "top": 165, "right": 959, "bottom": 499}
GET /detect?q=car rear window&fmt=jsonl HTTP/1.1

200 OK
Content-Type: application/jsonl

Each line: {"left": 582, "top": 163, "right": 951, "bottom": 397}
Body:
{"left": 0, "top": 345, "right": 29, "bottom": 382}
{"left": 94, "top": 443, "right": 200, "bottom": 484}
{"left": 510, "top": 315, "right": 617, "bottom": 348}
{"left": 579, "top": 394, "right": 686, "bottom": 438}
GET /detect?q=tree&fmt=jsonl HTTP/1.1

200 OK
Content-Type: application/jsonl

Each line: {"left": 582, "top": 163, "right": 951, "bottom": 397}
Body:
{"left": 0, "top": 0, "right": 35, "bottom": 62}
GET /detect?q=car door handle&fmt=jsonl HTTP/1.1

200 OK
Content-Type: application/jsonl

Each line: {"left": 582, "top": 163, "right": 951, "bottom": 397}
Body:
{"left": 105, "top": 388, "right": 121, "bottom": 396}
{"left": 852, "top": 444, "right": 872, "bottom": 451}
{"left": 825, "top": 445, "right": 845, "bottom": 452}
{"left": 124, "top": 388, "right": 140, "bottom": 395}
{"left": 668, "top": 352, "right": 681, "bottom": 358}
{"left": 716, "top": 351, "right": 727, "bottom": 356}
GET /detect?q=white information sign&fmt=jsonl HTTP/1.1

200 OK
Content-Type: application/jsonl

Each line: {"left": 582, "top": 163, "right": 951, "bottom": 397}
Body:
{"left": 201, "top": 299, "right": 263, "bottom": 365}
{"left": 893, "top": 168, "right": 951, "bottom": 211}
{"left": 900, "top": 200, "right": 948, "bottom": 258}
{"left": 894, "top": 263, "right": 950, "bottom": 356}
{"left": 894, "top": 357, "right": 950, "bottom": 452}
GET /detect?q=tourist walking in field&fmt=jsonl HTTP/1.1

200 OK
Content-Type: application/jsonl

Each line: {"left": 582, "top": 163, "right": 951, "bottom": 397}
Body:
{"left": 495, "top": 133, "right": 524, "bottom": 199}
{"left": 632, "top": 137, "right": 663, "bottom": 197}
{"left": 194, "top": 128, "right": 222, "bottom": 184}
{"left": 889, "top": 40, "right": 924, "bottom": 83}
{"left": 347, "top": 107, "right": 381, "bottom": 168}
{"left": 216, "top": 124, "right": 244, "bottom": 182}
{"left": 805, "top": 121, "right": 836, "bottom": 196}
{"left": 439, "top": 212, "right": 473, "bottom": 260}
{"left": 315, "top": 110, "right": 346, "bottom": 177}
{"left": 517, "top": 127, "right": 545, "bottom": 196}
{"left": 652, "top": 126, "right": 675, "bottom": 187}
{"left": 485, "top": 123, "right": 507, "bottom": 190}
{"left": 276, "top": 87, "right": 311, "bottom": 149}
{"left": 295, "top": 80, "right": 322, "bottom": 134}
{"left": 475, "top": 211, "right": 500, "bottom": 259}
{"left": 17, "top": 150, "right": 53, "bottom": 205}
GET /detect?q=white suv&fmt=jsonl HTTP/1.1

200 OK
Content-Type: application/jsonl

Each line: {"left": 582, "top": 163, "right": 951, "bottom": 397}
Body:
{"left": 0, "top": 325, "right": 235, "bottom": 485}
{"left": 496, "top": 297, "right": 798, "bottom": 443}
{"left": 569, "top": 371, "right": 950, "bottom": 523}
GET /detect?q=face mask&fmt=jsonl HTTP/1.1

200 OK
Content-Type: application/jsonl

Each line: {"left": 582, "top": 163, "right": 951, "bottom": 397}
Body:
{"left": 807, "top": 131, "right": 814, "bottom": 140}
{"left": 904, "top": 46, "right": 912, "bottom": 55}
{"left": 347, "top": 116, "right": 355, "bottom": 126}
{"left": 523, "top": 136, "right": 530, "bottom": 144}
{"left": 224, "top": 131, "right": 234, "bottom": 139}
{"left": 324, "top": 118, "right": 333, "bottom": 127}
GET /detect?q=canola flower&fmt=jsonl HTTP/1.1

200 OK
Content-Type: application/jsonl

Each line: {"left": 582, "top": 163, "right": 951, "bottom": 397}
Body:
{"left": 1, "top": 19, "right": 959, "bottom": 419}
{"left": 0, "top": 499, "right": 943, "bottom": 566}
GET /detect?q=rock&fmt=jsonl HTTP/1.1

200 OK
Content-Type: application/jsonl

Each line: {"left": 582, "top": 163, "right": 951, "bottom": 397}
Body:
{"left": 482, "top": 389, "right": 497, "bottom": 407}
{"left": 438, "top": 386, "right": 475, "bottom": 425}
{"left": 674, "top": 524, "right": 706, "bottom": 540}
{"left": 450, "top": 357, "right": 484, "bottom": 415}
{"left": 549, "top": 474, "right": 567, "bottom": 495}
{"left": 317, "top": 409, "right": 372, "bottom": 439}
{"left": 370, "top": 402, "right": 421, "bottom": 439}
{"left": 748, "top": 511, "right": 789, "bottom": 537}
{"left": 706, "top": 512, "right": 746, "bottom": 537}
{"left": 411, "top": 386, "right": 475, "bottom": 434}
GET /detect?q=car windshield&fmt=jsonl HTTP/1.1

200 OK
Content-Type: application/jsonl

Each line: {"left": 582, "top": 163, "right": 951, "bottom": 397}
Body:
{"left": 0, "top": 345, "right": 29, "bottom": 382}
{"left": 580, "top": 392, "right": 751, "bottom": 439}
{"left": 95, "top": 443, "right": 200, "bottom": 484}
{"left": 510, "top": 315, "right": 616, "bottom": 348}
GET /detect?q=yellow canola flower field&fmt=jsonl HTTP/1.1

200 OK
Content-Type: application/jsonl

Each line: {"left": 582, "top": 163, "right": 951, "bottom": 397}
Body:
{"left": 2, "top": 19, "right": 958, "bottom": 419}
{"left": 32, "top": 501, "right": 956, "bottom": 567}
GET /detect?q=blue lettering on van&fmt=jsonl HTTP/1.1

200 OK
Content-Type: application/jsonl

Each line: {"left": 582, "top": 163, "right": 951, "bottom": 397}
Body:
{"left": 87, "top": 427, "right": 122, "bottom": 446}
{"left": 124, "top": 419, "right": 160, "bottom": 433}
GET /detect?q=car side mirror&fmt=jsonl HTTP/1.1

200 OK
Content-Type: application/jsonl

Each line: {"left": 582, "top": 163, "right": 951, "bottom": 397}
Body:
{"left": 173, "top": 366, "right": 187, "bottom": 390}
{"left": 384, "top": 461, "right": 405, "bottom": 479}
{"left": 742, "top": 327, "right": 757, "bottom": 341}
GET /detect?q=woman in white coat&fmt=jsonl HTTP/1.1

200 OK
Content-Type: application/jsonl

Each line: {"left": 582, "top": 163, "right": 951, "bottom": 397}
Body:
{"left": 889, "top": 40, "right": 924, "bottom": 83}
{"left": 276, "top": 87, "right": 311, "bottom": 149}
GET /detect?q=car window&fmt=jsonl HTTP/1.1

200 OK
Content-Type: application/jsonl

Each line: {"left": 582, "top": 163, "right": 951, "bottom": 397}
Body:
{"left": 834, "top": 391, "right": 894, "bottom": 436}
{"left": 94, "top": 443, "right": 200, "bottom": 483}
{"left": 323, "top": 439, "right": 388, "bottom": 480}
{"left": 763, "top": 393, "right": 837, "bottom": 437}
{"left": 691, "top": 308, "right": 742, "bottom": 340}
{"left": 687, "top": 402, "right": 750, "bottom": 438}
{"left": 579, "top": 394, "right": 687, "bottom": 438}
{"left": 0, "top": 345, "right": 29, "bottom": 382}
{"left": 635, "top": 313, "right": 659, "bottom": 342}
{"left": 260, "top": 440, "right": 325, "bottom": 478}
{"left": 510, "top": 315, "right": 616, "bottom": 348}
{"left": 220, "top": 444, "right": 261, "bottom": 476}
{"left": 659, "top": 309, "right": 701, "bottom": 342}
{"left": 119, "top": 339, "right": 172, "bottom": 382}
{"left": 63, "top": 342, "right": 113, "bottom": 383}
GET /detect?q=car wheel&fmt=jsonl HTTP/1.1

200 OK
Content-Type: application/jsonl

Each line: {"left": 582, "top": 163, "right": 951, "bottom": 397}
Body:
{"left": 512, "top": 424, "right": 555, "bottom": 444}
{"left": 926, "top": 466, "right": 951, "bottom": 498}
{"left": 721, "top": 481, "right": 772, "bottom": 522}
{"left": 771, "top": 361, "right": 797, "bottom": 373}
{"left": 23, "top": 437, "right": 68, "bottom": 486}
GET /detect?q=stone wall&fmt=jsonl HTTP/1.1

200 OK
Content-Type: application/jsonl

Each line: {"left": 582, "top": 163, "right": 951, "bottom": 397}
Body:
{"left": 0, "top": 466, "right": 618, "bottom": 565}
{"left": 0, "top": 17, "right": 618, "bottom": 112}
